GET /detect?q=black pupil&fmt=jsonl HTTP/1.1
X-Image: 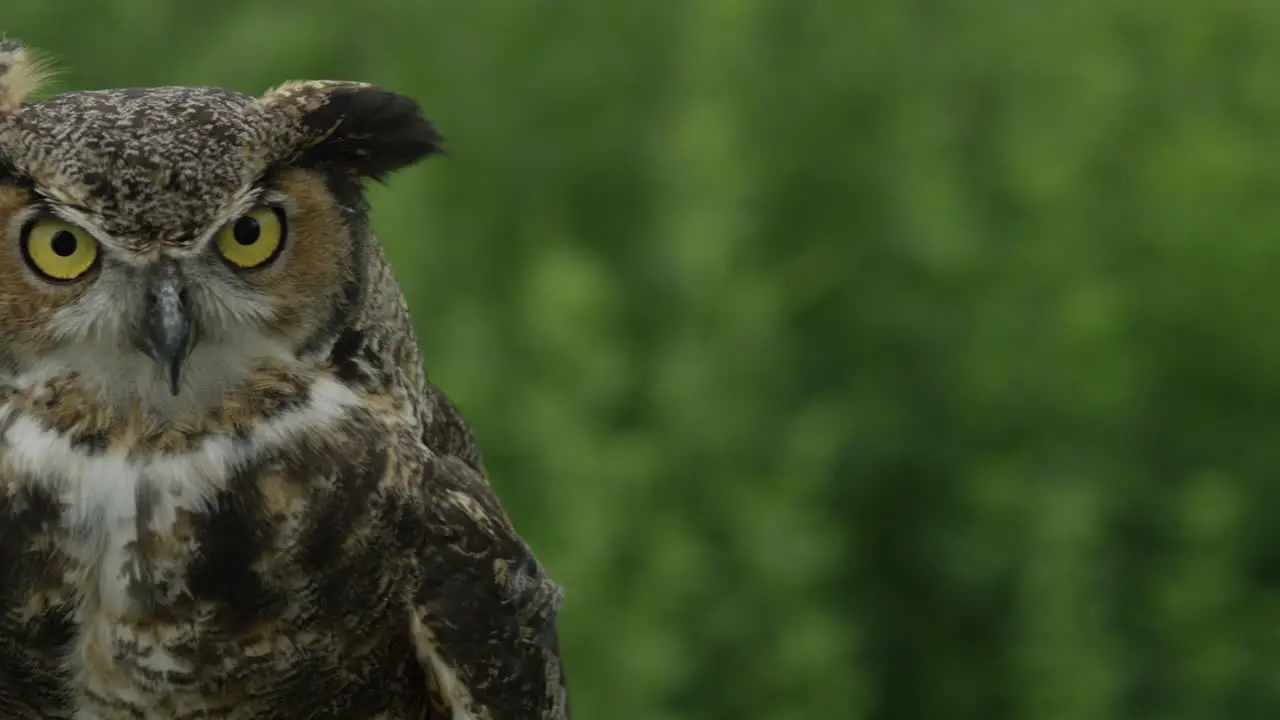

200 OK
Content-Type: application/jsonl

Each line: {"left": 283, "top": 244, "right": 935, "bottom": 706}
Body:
{"left": 50, "top": 230, "right": 77, "bottom": 257}
{"left": 233, "top": 216, "right": 261, "bottom": 245}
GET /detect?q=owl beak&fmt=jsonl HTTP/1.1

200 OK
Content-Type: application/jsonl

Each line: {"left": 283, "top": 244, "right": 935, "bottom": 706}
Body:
{"left": 140, "top": 263, "right": 194, "bottom": 396}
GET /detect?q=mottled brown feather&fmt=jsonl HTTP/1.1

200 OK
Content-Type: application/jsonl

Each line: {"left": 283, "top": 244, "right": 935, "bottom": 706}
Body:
{"left": 0, "top": 37, "right": 567, "bottom": 720}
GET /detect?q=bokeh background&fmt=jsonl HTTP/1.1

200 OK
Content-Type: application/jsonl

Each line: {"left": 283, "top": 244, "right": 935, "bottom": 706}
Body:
{"left": 10, "top": 1, "right": 1280, "bottom": 718}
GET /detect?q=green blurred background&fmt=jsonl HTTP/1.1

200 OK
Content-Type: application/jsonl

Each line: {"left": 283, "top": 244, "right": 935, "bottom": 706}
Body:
{"left": 10, "top": 0, "right": 1280, "bottom": 717}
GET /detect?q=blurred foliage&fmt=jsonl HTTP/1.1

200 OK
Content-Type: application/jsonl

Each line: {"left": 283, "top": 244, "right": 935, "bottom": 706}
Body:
{"left": 9, "top": 0, "right": 1280, "bottom": 717}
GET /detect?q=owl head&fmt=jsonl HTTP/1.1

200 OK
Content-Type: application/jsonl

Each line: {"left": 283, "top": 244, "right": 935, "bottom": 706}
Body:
{"left": 0, "top": 40, "right": 441, "bottom": 414}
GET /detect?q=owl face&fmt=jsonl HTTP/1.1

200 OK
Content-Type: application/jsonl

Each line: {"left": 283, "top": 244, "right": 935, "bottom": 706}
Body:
{"left": 0, "top": 72, "right": 441, "bottom": 414}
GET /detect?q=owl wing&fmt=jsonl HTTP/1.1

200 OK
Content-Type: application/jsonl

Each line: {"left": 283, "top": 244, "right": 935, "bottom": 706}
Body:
{"left": 405, "top": 384, "right": 570, "bottom": 720}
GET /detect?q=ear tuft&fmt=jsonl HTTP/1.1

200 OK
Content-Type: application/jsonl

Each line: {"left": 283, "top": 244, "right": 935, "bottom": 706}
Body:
{"left": 261, "top": 81, "right": 443, "bottom": 180}
{"left": 0, "top": 39, "right": 56, "bottom": 115}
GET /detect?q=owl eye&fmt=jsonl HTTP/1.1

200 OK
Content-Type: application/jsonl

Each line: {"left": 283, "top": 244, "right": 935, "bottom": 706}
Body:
{"left": 21, "top": 218, "right": 100, "bottom": 282}
{"left": 216, "top": 206, "right": 286, "bottom": 270}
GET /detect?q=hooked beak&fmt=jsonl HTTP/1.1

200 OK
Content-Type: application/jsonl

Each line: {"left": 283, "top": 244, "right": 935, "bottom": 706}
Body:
{"left": 139, "top": 261, "right": 194, "bottom": 396}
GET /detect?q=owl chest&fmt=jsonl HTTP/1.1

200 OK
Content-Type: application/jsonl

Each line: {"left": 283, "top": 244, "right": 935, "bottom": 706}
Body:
{"left": 1, "top": 448, "right": 408, "bottom": 718}
{"left": 28, "top": 461, "right": 287, "bottom": 695}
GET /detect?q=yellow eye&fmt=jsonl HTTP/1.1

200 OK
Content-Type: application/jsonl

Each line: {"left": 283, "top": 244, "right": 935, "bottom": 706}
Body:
{"left": 216, "top": 207, "right": 286, "bottom": 270}
{"left": 21, "top": 218, "right": 99, "bottom": 282}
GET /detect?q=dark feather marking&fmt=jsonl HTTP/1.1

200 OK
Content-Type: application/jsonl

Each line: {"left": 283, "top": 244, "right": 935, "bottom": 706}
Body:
{"left": 185, "top": 466, "right": 288, "bottom": 634}
{"left": 0, "top": 486, "right": 73, "bottom": 715}
{"left": 68, "top": 427, "right": 110, "bottom": 455}
{"left": 328, "top": 328, "right": 367, "bottom": 384}
{"left": 408, "top": 455, "right": 569, "bottom": 719}
{"left": 296, "top": 444, "right": 383, "bottom": 571}
{"left": 291, "top": 86, "right": 444, "bottom": 181}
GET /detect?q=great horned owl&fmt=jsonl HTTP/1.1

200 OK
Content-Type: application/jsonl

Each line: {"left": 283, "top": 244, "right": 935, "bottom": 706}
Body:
{"left": 0, "top": 40, "right": 569, "bottom": 719}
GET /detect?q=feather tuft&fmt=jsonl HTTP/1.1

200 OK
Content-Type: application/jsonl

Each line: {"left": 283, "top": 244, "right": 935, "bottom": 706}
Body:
{"left": 0, "top": 39, "right": 56, "bottom": 114}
